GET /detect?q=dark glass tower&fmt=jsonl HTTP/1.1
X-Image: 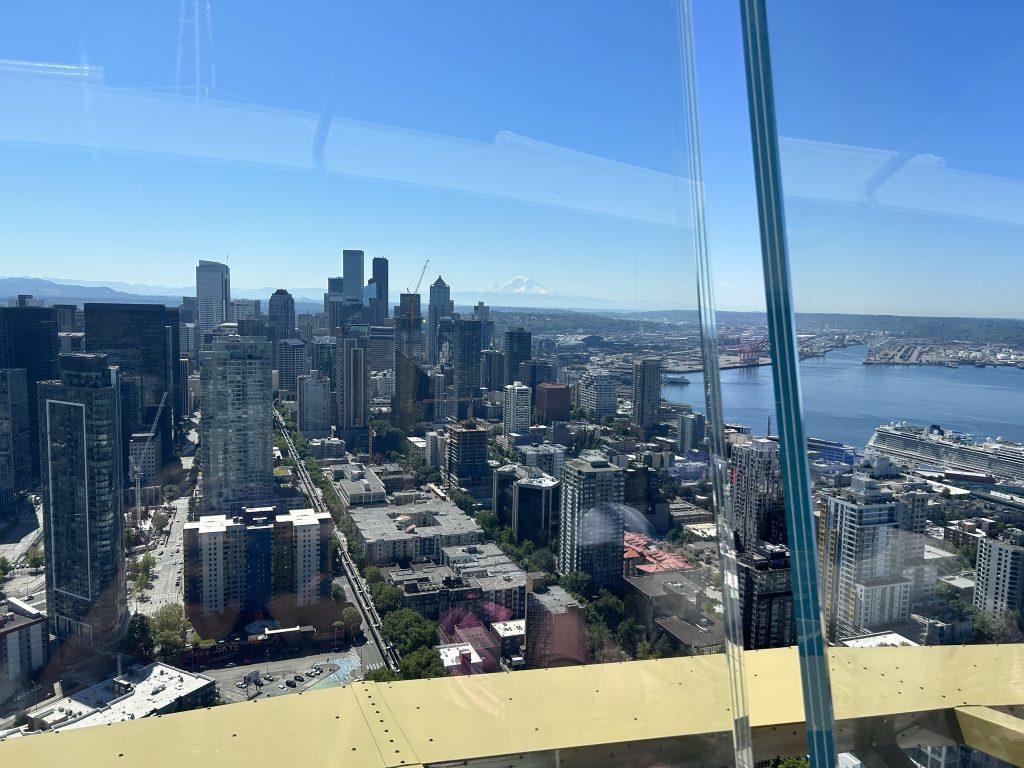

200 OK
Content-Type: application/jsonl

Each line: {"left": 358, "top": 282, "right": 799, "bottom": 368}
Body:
{"left": 503, "top": 327, "right": 532, "bottom": 390}
{"left": 0, "top": 306, "right": 59, "bottom": 483}
{"left": 38, "top": 353, "right": 128, "bottom": 651}
{"left": 427, "top": 276, "right": 454, "bottom": 364}
{"left": 367, "top": 257, "right": 389, "bottom": 324}
{"left": 452, "top": 318, "right": 482, "bottom": 419}
{"left": 0, "top": 368, "right": 31, "bottom": 516}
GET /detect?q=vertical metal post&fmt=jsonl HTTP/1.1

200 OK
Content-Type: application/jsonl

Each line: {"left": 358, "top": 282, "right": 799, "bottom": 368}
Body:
{"left": 679, "top": 2, "right": 753, "bottom": 765}
{"left": 738, "top": 0, "right": 837, "bottom": 764}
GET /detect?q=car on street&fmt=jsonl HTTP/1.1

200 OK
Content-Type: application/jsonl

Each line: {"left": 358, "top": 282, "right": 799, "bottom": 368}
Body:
{"left": 285, "top": 680, "right": 296, "bottom": 688}
{"left": 278, "top": 684, "right": 286, "bottom": 689}
{"left": 263, "top": 673, "right": 273, "bottom": 681}
{"left": 235, "top": 681, "right": 246, "bottom": 688}
{"left": 294, "top": 674, "right": 304, "bottom": 682}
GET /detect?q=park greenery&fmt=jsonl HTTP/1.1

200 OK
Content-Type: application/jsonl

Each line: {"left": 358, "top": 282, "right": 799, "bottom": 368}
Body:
{"left": 120, "top": 604, "right": 188, "bottom": 662}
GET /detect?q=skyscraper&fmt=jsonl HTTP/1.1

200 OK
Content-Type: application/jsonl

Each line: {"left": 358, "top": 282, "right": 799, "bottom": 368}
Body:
{"left": 232, "top": 299, "right": 261, "bottom": 321}
{"left": 472, "top": 301, "right": 493, "bottom": 349}
{"left": 481, "top": 349, "right": 505, "bottom": 392}
{"left": 559, "top": 455, "right": 626, "bottom": 593}
{"left": 731, "top": 438, "right": 786, "bottom": 552}
{"left": 0, "top": 369, "right": 30, "bottom": 516}
{"left": 337, "top": 333, "right": 368, "bottom": 433}
{"left": 503, "top": 381, "right": 532, "bottom": 440}
{"left": 367, "top": 257, "right": 389, "bottom": 324}
{"left": 577, "top": 369, "right": 616, "bottom": 422}
{"left": 39, "top": 353, "right": 128, "bottom": 650}
{"left": 195, "top": 260, "right": 231, "bottom": 334}
{"left": 199, "top": 335, "right": 274, "bottom": 517}
{"left": 343, "top": 250, "right": 365, "bottom": 304}
{"left": 452, "top": 318, "right": 482, "bottom": 419}
{"left": 83, "top": 303, "right": 181, "bottom": 469}
{"left": 275, "top": 338, "right": 309, "bottom": 395}
{"left": 678, "top": 407, "right": 706, "bottom": 453}
{"left": 631, "top": 357, "right": 662, "bottom": 433}
{"left": 534, "top": 383, "right": 571, "bottom": 424}
{"left": 974, "top": 529, "right": 1024, "bottom": 619}
{"left": 268, "top": 289, "right": 296, "bottom": 343}
{"left": 503, "top": 328, "right": 531, "bottom": 389}
{"left": 0, "top": 305, "right": 59, "bottom": 483}
{"left": 427, "top": 276, "right": 454, "bottom": 364}
{"left": 444, "top": 420, "right": 491, "bottom": 498}
{"left": 394, "top": 293, "right": 426, "bottom": 433}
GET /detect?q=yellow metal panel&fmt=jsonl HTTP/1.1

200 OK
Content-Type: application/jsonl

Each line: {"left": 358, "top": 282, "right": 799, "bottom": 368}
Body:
{"left": 956, "top": 705, "right": 1024, "bottom": 767}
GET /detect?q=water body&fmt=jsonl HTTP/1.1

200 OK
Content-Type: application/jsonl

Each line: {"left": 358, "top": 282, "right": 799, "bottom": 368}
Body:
{"left": 663, "top": 345, "right": 1024, "bottom": 451}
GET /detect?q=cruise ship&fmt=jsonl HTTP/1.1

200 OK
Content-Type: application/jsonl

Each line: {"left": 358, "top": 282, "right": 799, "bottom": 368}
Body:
{"left": 867, "top": 422, "right": 1024, "bottom": 483}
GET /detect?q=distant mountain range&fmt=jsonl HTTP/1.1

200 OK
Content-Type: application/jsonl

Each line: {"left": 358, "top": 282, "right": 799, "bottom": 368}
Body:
{"left": 0, "top": 275, "right": 677, "bottom": 311}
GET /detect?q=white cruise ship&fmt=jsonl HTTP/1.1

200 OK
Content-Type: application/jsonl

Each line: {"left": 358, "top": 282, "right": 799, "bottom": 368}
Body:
{"left": 867, "top": 422, "right": 1024, "bottom": 483}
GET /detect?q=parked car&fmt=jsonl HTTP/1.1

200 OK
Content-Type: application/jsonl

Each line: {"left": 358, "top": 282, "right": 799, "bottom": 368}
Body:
{"left": 294, "top": 674, "right": 304, "bottom": 682}
{"left": 285, "top": 680, "right": 296, "bottom": 688}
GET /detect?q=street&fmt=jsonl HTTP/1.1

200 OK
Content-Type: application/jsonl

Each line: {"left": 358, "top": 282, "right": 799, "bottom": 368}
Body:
{"left": 135, "top": 497, "right": 188, "bottom": 617}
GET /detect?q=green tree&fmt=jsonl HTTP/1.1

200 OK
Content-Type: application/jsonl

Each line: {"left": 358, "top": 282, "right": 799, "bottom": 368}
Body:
{"left": 331, "top": 581, "right": 347, "bottom": 602}
{"left": 151, "top": 604, "right": 187, "bottom": 656}
{"left": 368, "top": 582, "right": 404, "bottom": 615}
{"left": 138, "top": 552, "right": 156, "bottom": 581}
{"left": 364, "top": 667, "right": 399, "bottom": 682}
{"left": 120, "top": 613, "right": 155, "bottom": 661}
{"left": 136, "top": 571, "right": 151, "bottom": 591}
{"left": 371, "top": 420, "right": 406, "bottom": 456}
{"left": 364, "top": 566, "right": 385, "bottom": 585}
{"left": 589, "top": 590, "right": 624, "bottom": 629}
{"left": 449, "top": 489, "right": 477, "bottom": 514}
{"left": 342, "top": 606, "right": 362, "bottom": 637}
{"left": 0, "top": 555, "right": 12, "bottom": 580}
{"left": 150, "top": 510, "right": 169, "bottom": 533}
{"left": 26, "top": 545, "right": 44, "bottom": 570}
{"left": 381, "top": 609, "right": 437, "bottom": 655}
{"left": 160, "top": 484, "right": 177, "bottom": 503}
{"left": 399, "top": 647, "right": 444, "bottom": 680}
{"left": 473, "top": 509, "right": 499, "bottom": 538}
{"left": 561, "top": 571, "right": 592, "bottom": 600}
{"left": 526, "top": 548, "right": 555, "bottom": 574}
{"left": 615, "top": 618, "right": 645, "bottom": 657}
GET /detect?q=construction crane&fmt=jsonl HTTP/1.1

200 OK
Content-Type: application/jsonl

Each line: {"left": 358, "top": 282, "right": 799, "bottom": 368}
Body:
{"left": 407, "top": 259, "right": 429, "bottom": 295}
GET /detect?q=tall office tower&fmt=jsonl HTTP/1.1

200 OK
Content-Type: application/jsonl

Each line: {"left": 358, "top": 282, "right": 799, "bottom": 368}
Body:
{"left": 267, "top": 288, "right": 296, "bottom": 344}
{"left": 325, "top": 277, "right": 344, "bottom": 308}
{"left": 444, "top": 420, "right": 491, "bottom": 498}
{"left": 736, "top": 543, "right": 795, "bottom": 650}
{"left": 427, "top": 276, "right": 454, "bottom": 364}
{"left": 38, "top": 353, "right": 128, "bottom": 650}
{"left": 195, "top": 259, "right": 231, "bottom": 334}
{"left": 472, "top": 301, "right": 493, "bottom": 349}
{"left": 83, "top": 303, "right": 180, "bottom": 469}
{"left": 53, "top": 304, "right": 77, "bottom": 332}
{"left": 503, "top": 382, "right": 532, "bottom": 439}
{"left": 973, "top": 529, "right": 1024, "bottom": 619}
{"left": 232, "top": 299, "right": 261, "bottom": 321}
{"left": 366, "top": 257, "right": 389, "bottom": 324}
{"left": 481, "top": 349, "right": 505, "bottom": 391}
{"left": 199, "top": 335, "right": 274, "bottom": 517}
{"left": 336, "top": 333, "right": 368, "bottom": 433}
{"left": 731, "top": 438, "right": 786, "bottom": 552}
{"left": 178, "top": 358, "right": 191, "bottom": 419}
{"left": 367, "top": 326, "right": 395, "bottom": 373}
{"left": 0, "top": 306, "right": 59, "bottom": 483}
{"left": 493, "top": 464, "right": 560, "bottom": 545}
{"left": 819, "top": 475, "right": 912, "bottom": 641}
{"left": 275, "top": 338, "right": 309, "bottom": 395}
{"left": 503, "top": 328, "right": 532, "bottom": 389}
{"left": 342, "top": 249, "right": 365, "bottom": 304}
{"left": 179, "top": 296, "right": 198, "bottom": 359}
{"left": 577, "top": 369, "right": 616, "bottom": 422}
{"left": 180, "top": 295, "right": 198, "bottom": 324}
{"left": 452, "top": 319, "right": 482, "bottom": 419}
{"left": 534, "top": 383, "right": 571, "bottom": 424}
{"left": 0, "top": 369, "right": 30, "bottom": 515}
{"left": 678, "top": 407, "right": 706, "bottom": 453}
{"left": 518, "top": 358, "right": 555, "bottom": 395}
{"left": 394, "top": 292, "right": 425, "bottom": 433}
{"left": 435, "top": 316, "right": 455, "bottom": 364}
{"left": 183, "top": 508, "right": 332, "bottom": 635}
{"left": 296, "top": 314, "right": 319, "bottom": 343}
{"left": 297, "top": 369, "right": 331, "bottom": 439}
{"left": 631, "top": 357, "right": 662, "bottom": 433}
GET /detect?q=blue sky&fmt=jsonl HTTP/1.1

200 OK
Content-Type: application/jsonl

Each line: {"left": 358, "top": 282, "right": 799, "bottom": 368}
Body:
{"left": 0, "top": 2, "right": 1022, "bottom": 315}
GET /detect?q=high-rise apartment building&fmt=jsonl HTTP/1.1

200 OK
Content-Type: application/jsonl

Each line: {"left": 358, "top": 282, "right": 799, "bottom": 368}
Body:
{"left": 731, "top": 438, "right": 786, "bottom": 552}
{"left": 367, "top": 325, "right": 395, "bottom": 373}
{"left": 310, "top": 335, "right": 337, "bottom": 378}
{"left": 199, "top": 335, "right": 274, "bottom": 517}
{"left": 678, "top": 407, "right": 706, "bottom": 453}
{"left": 577, "top": 369, "right": 616, "bottom": 423}
{"left": 195, "top": 260, "right": 231, "bottom": 334}
{"left": 183, "top": 508, "right": 332, "bottom": 637}
{"left": 973, "top": 529, "right": 1024, "bottom": 619}
{"left": 0, "top": 306, "right": 59, "bottom": 483}
{"left": 559, "top": 455, "right": 626, "bottom": 593}
{"left": 83, "top": 303, "right": 180, "bottom": 467}
{"left": 503, "top": 328, "right": 532, "bottom": 390}
{"left": 819, "top": 475, "right": 912, "bottom": 641}
{"left": 493, "top": 464, "right": 560, "bottom": 545}
{"left": 297, "top": 369, "right": 331, "bottom": 439}
{"left": 631, "top": 357, "right": 662, "bottom": 434}
{"left": 275, "top": 338, "right": 309, "bottom": 395}
{"left": 736, "top": 543, "right": 795, "bottom": 650}
{"left": 503, "top": 381, "right": 532, "bottom": 440}
{"left": 394, "top": 293, "right": 427, "bottom": 433}
{"left": 444, "top": 420, "right": 491, "bottom": 498}
{"left": 38, "top": 353, "right": 128, "bottom": 650}
{"left": 534, "top": 383, "right": 571, "bottom": 424}
{"left": 0, "top": 369, "right": 30, "bottom": 516}
{"left": 427, "top": 276, "right": 454, "bottom": 365}
{"left": 337, "top": 333, "right": 368, "bottom": 433}
{"left": 525, "top": 586, "right": 587, "bottom": 668}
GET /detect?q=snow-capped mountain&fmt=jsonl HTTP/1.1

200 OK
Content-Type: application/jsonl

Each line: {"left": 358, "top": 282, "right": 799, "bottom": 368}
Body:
{"left": 484, "top": 276, "right": 552, "bottom": 295}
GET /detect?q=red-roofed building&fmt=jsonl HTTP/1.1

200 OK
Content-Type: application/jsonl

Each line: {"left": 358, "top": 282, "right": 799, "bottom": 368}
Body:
{"left": 623, "top": 532, "right": 696, "bottom": 577}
